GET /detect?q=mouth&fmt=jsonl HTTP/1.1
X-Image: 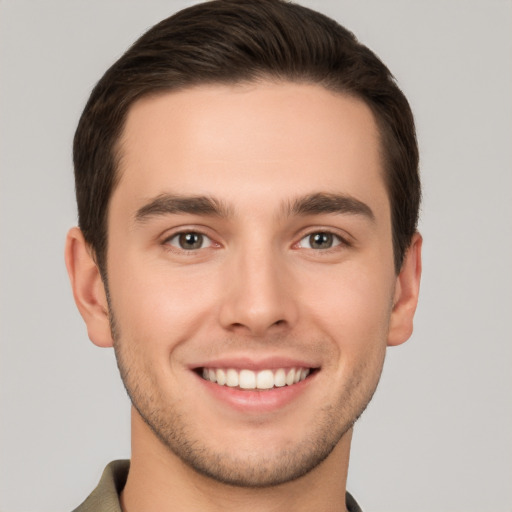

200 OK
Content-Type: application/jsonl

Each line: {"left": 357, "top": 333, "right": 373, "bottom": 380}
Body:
{"left": 196, "top": 366, "right": 317, "bottom": 391}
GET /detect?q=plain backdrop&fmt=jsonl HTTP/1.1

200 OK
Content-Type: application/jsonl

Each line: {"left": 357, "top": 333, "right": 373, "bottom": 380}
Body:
{"left": 1, "top": 1, "right": 511, "bottom": 511}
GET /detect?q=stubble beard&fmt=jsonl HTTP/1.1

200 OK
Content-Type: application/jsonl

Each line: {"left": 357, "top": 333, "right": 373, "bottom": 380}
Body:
{"left": 109, "top": 306, "right": 385, "bottom": 488}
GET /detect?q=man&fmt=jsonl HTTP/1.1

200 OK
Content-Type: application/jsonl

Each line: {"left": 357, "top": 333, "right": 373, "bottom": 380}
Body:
{"left": 65, "top": 0, "right": 421, "bottom": 510}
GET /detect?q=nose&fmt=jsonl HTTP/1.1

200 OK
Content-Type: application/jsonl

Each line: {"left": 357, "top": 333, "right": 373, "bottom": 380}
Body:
{"left": 218, "top": 244, "right": 298, "bottom": 337}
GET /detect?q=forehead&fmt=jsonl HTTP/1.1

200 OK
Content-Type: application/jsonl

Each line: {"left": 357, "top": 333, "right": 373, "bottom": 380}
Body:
{"left": 114, "top": 81, "right": 387, "bottom": 216}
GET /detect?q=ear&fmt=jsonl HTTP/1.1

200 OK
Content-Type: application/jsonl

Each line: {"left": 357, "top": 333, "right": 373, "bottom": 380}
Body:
{"left": 65, "top": 227, "right": 113, "bottom": 348}
{"left": 387, "top": 232, "right": 422, "bottom": 347}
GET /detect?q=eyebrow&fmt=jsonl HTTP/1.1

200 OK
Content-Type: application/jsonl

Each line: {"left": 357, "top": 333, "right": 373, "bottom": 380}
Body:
{"left": 286, "top": 192, "right": 375, "bottom": 221}
{"left": 135, "top": 194, "right": 232, "bottom": 222}
{"left": 134, "top": 191, "right": 375, "bottom": 223}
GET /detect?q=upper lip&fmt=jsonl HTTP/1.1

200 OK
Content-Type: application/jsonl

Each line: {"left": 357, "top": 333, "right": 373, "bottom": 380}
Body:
{"left": 189, "top": 356, "right": 320, "bottom": 372}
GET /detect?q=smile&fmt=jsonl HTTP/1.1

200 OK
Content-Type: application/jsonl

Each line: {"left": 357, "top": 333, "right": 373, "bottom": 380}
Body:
{"left": 201, "top": 367, "right": 312, "bottom": 390}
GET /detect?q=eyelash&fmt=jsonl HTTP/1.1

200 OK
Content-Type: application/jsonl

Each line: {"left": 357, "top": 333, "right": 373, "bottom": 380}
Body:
{"left": 163, "top": 230, "right": 216, "bottom": 252}
{"left": 295, "top": 231, "right": 349, "bottom": 251}
{"left": 161, "top": 228, "right": 351, "bottom": 254}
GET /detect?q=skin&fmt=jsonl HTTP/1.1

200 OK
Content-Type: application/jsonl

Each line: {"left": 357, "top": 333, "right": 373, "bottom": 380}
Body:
{"left": 66, "top": 81, "right": 422, "bottom": 512}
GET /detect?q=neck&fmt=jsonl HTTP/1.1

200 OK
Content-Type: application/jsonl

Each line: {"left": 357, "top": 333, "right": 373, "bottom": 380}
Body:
{"left": 121, "top": 408, "right": 352, "bottom": 512}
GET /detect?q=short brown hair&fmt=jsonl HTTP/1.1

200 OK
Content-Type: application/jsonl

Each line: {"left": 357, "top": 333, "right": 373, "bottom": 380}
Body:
{"left": 73, "top": 0, "right": 420, "bottom": 274}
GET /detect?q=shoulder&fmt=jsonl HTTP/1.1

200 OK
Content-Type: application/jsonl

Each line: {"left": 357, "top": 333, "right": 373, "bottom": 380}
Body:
{"left": 72, "top": 460, "right": 129, "bottom": 512}
{"left": 346, "top": 491, "right": 364, "bottom": 512}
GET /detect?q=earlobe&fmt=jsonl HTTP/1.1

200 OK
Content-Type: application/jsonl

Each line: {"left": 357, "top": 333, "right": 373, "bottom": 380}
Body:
{"left": 65, "top": 227, "right": 113, "bottom": 348}
{"left": 387, "top": 232, "right": 422, "bottom": 347}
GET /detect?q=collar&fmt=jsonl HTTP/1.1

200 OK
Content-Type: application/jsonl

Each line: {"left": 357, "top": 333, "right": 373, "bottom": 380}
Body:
{"left": 73, "top": 460, "right": 362, "bottom": 512}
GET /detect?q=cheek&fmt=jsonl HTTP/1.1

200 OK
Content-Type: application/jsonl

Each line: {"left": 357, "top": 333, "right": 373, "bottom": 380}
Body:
{"left": 107, "top": 255, "right": 219, "bottom": 352}
{"left": 300, "top": 260, "right": 395, "bottom": 350}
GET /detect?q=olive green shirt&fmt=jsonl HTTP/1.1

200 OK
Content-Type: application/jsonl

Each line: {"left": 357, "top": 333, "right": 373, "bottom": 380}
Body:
{"left": 73, "top": 460, "right": 363, "bottom": 512}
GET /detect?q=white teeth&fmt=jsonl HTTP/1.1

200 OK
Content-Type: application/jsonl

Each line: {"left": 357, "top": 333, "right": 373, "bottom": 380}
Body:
{"left": 226, "top": 369, "right": 239, "bottom": 387}
{"left": 239, "top": 369, "right": 256, "bottom": 389}
{"left": 256, "top": 369, "right": 274, "bottom": 389}
{"left": 274, "top": 368, "right": 286, "bottom": 387}
{"left": 285, "top": 368, "right": 295, "bottom": 386}
{"left": 216, "top": 368, "right": 226, "bottom": 386}
{"left": 202, "top": 366, "right": 312, "bottom": 389}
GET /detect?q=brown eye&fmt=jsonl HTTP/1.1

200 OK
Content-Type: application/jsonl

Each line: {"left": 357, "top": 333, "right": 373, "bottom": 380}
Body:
{"left": 310, "top": 232, "right": 333, "bottom": 249}
{"left": 168, "top": 232, "right": 210, "bottom": 250}
{"left": 299, "top": 232, "right": 342, "bottom": 250}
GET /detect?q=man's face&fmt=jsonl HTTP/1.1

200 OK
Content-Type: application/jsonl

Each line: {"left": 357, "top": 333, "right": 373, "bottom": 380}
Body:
{"left": 105, "top": 82, "right": 399, "bottom": 486}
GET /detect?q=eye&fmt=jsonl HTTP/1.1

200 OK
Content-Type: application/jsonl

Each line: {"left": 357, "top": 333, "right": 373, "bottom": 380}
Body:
{"left": 166, "top": 232, "right": 212, "bottom": 250}
{"left": 298, "top": 232, "right": 343, "bottom": 250}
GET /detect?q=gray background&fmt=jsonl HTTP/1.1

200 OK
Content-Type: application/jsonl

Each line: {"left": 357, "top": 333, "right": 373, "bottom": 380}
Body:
{"left": 1, "top": 1, "right": 511, "bottom": 510}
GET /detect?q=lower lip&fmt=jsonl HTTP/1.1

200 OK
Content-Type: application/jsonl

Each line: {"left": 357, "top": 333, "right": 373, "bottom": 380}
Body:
{"left": 195, "top": 371, "right": 317, "bottom": 414}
